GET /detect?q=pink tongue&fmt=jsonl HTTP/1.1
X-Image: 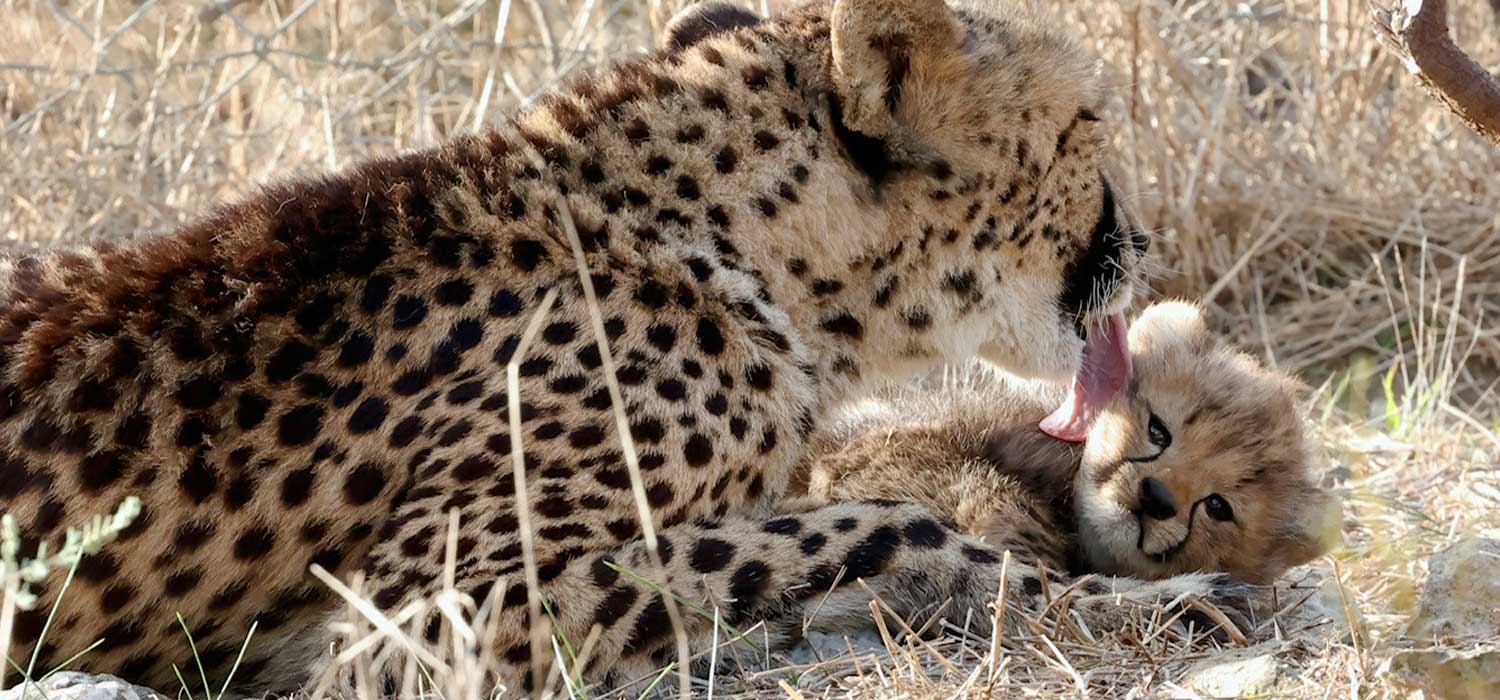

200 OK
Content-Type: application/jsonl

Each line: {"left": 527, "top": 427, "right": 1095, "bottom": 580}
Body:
{"left": 1040, "top": 313, "right": 1132, "bottom": 443}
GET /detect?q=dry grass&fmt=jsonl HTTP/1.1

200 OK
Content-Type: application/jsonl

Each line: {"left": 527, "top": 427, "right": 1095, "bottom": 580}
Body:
{"left": 3, "top": 0, "right": 1499, "bottom": 698}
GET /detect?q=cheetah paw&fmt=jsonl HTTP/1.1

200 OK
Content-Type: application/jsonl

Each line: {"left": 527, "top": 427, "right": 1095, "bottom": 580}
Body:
{"left": 1163, "top": 574, "right": 1265, "bottom": 645}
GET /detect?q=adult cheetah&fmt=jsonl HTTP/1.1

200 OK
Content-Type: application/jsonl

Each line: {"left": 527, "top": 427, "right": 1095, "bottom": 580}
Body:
{"left": 3, "top": 0, "right": 1156, "bottom": 693}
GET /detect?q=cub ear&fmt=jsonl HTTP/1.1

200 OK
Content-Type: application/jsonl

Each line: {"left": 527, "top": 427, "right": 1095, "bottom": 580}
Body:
{"left": 1129, "top": 300, "right": 1214, "bottom": 357}
{"left": 829, "top": 0, "right": 967, "bottom": 140}
{"left": 662, "top": 1, "right": 762, "bottom": 52}
{"left": 1273, "top": 488, "right": 1343, "bottom": 569}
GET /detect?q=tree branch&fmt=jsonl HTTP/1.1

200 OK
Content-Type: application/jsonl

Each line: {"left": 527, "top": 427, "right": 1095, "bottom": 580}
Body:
{"left": 1371, "top": 0, "right": 1500, "bottom": 146}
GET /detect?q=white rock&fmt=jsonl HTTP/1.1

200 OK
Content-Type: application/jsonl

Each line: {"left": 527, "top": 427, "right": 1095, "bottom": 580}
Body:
{"left": 1394, "top": 537, "right": 1500, "bottom": 700}
{"left": 1406, "top": 537, "right": 1500, "bottom": 641}
{"left": 1394, "top": 646, "right": 1500, "bottom": 700}
{"left": 1177, "top": 646, "right": 1291, "bottom": 697}
{"left": 0, "top": 673, "right": 166, "bottom": 700}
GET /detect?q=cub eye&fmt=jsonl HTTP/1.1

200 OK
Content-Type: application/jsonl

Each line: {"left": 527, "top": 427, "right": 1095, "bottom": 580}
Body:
{"left": 1204, "top": 494, "right": 1234, "bottom": 522}
{"left": 1147, "top": 413, "right": 1172, "bottom": 449}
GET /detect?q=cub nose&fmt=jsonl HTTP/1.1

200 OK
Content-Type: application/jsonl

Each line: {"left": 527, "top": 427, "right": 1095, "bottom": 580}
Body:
{"left": 1138, "top": 477, "right": 1177, "bottom": 520}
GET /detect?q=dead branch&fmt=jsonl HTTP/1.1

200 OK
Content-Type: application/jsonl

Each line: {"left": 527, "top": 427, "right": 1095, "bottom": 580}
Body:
{"left": 1371, "top": 0, "right": 1500, "bottom": 146}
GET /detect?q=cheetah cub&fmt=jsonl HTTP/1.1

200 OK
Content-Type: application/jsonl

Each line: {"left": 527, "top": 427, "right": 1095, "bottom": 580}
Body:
{"left": 798, "top": 301, "right": 1342, "bottom": 589}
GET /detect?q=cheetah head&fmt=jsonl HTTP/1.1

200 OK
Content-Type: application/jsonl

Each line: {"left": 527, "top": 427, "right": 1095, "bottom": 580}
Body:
{"left": 666, "top": 1, "right": 1146, "bottom": 421}
{"left": 827, "top": 0, "right": 1146, "bottom": 417}
{"left": 1072, "top": 302, "right": 1343, "bottom": 584}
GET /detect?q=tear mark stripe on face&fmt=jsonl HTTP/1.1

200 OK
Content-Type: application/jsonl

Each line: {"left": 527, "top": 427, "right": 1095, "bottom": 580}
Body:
{"left": 1058, "top": 178, "right": 1127, "bottom": 321}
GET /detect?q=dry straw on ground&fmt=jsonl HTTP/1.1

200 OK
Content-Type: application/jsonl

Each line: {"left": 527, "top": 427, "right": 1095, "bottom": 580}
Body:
{"left": 3, "top": 0, "right": 1499, "bottom": 698}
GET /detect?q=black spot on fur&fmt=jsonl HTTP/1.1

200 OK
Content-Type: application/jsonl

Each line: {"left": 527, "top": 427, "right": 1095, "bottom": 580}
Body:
{"left": 543, "top": 321, "right": 577, "bottom": 346}
{"left": 489, "top": 289, "right": 524, "bottom": 317}
{"left": 390, "top": 416, "right": 424, "bottom": 448}
{"left": 233, "top": 526, "right": 277, "bottom": 560}
{"left": 622, "top": 595, "right": 672, "bottom": 654}
{"left": 278, "top": 404, "right": 324, "bottom": 446}
{"left": 78, "top": 452, "right": 125, "bottom": 493}
{"left": 348, "top": 397, "right": 390, "bottom": 434}
{"left": 266, "top": 341, "right": 315, "bottom": 383}
{"left": 903, "top": 519, "right": 947, "bottom": 548}
{"left": 435, "top": 279, "right": 474, "bottom": 306}
{"left": 799, "top": 532, "right": 827, "bottom": 555}
{"left": 279, "top": 467, "right": 316, "bottom": 507}
{"left": 174, "top": 375, "right": 220, "bottom": 410}
{"left": 391, "top": 296, "right": 428, "bottom": 331}
{"left": 843, "top": 525, "right": 901, "bottom": 580}
{"left": 338, "top": 333, "right": 375, "bottom": 367}
{"left": 753, "top": 130, "right": 781, "bottom": 151}
{"left": 763, "top": 517, "right": 801, "bottom": 536}
{"left": 962, "top": 544, "right": 1000, "bottom": 564}
{"left": 592, "top": 586, "right": 640, "bottom": 630}
{"left": 568, "top": 424, "right": 607, "bottom": 449}
{"left": 689, "top": 537, "right": 736, "bottom": 573}
{"left": 99, "top": 584, "right": 138, "bottom": 614}
{"left": 682, "top": 433, "right": 713, "bottom": 466}
{"left": 510, "top": 239, "right": 549, "bottom": 271}
{"left": 656, "top": 379, "right": 687, "bottom": 402}
{"left": 164, "top": 568, "right": 204, "bottom": 597}
{"left": 69, "top": 380, "right": 117, "bottom": 413}
{"left": 343, "top": 463, "right": 388, "bottom": 505}
{"left": 811, "top": 278, "right": 843, "bottom": 296}
{"left": 745, "top": 364, "right": 773, "bottom": 391}
{"left": 178, "top": 452, "right": 218, "bottom": 504}
{"left": 646, "top": 324, "right": 677, "bottom": 353}
{"left": 728, "top": 560, "right": 771, "bottom": 620}
{"left": 819, "top": 312, "right": 864, "bottom": 340}
{"left": 635, "top": 281, "right": 669, "bottom": 309}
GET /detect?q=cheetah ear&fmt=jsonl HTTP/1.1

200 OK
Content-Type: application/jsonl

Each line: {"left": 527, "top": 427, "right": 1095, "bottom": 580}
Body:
{"left": 662, "top": 2, "right": 762, "bottom": 52}
{"left": 829, "top": 0, "right": 967, "bottom": 140}
{"left": 1274, "top": 489, "right": 1343, "bottom": 569}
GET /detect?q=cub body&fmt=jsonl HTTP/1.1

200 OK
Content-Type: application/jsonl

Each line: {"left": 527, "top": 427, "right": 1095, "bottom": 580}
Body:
{"left": 802, "top": 301, "right": 1342, "bottom": 585}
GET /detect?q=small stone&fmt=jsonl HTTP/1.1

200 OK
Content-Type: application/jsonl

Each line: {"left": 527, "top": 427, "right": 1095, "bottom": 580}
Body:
{"left": 1406, "top": 537, "right": 1500, "bottom": 641}
{"left": 0, "top": 673, "right": 167, "bottom": 700}
{"left": 1178, "top": 646, "right": 1292, "bottom": 697}
{"left": 1393, "top": 537, "right": 1500, "bottom": 700}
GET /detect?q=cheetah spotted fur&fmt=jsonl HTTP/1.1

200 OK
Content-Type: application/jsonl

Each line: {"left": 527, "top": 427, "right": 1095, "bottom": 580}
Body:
{"left": 1, "top": 0, "right": 1152, "bottom": 694}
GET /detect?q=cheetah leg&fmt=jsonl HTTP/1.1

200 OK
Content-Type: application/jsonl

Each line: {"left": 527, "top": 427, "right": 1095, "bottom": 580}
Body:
{"left": 315, "top": 500, "right": 1258, "bottom": 697}
{"left": 504, "top": 501, "right": 1257, "bottom": 694}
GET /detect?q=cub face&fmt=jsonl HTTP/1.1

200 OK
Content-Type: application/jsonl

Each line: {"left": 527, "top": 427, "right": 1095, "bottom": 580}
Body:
{"left": 666, "top": 0, "right": 1148, "bottom": 387}
{"left": 1074, "top": 302, "right": 1342, "bottom": 584}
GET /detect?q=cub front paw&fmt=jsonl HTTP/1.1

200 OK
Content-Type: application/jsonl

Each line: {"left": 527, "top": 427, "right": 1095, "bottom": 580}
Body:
{"left": 1164, "top": 573, "right": 1265, "bottom": 645}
